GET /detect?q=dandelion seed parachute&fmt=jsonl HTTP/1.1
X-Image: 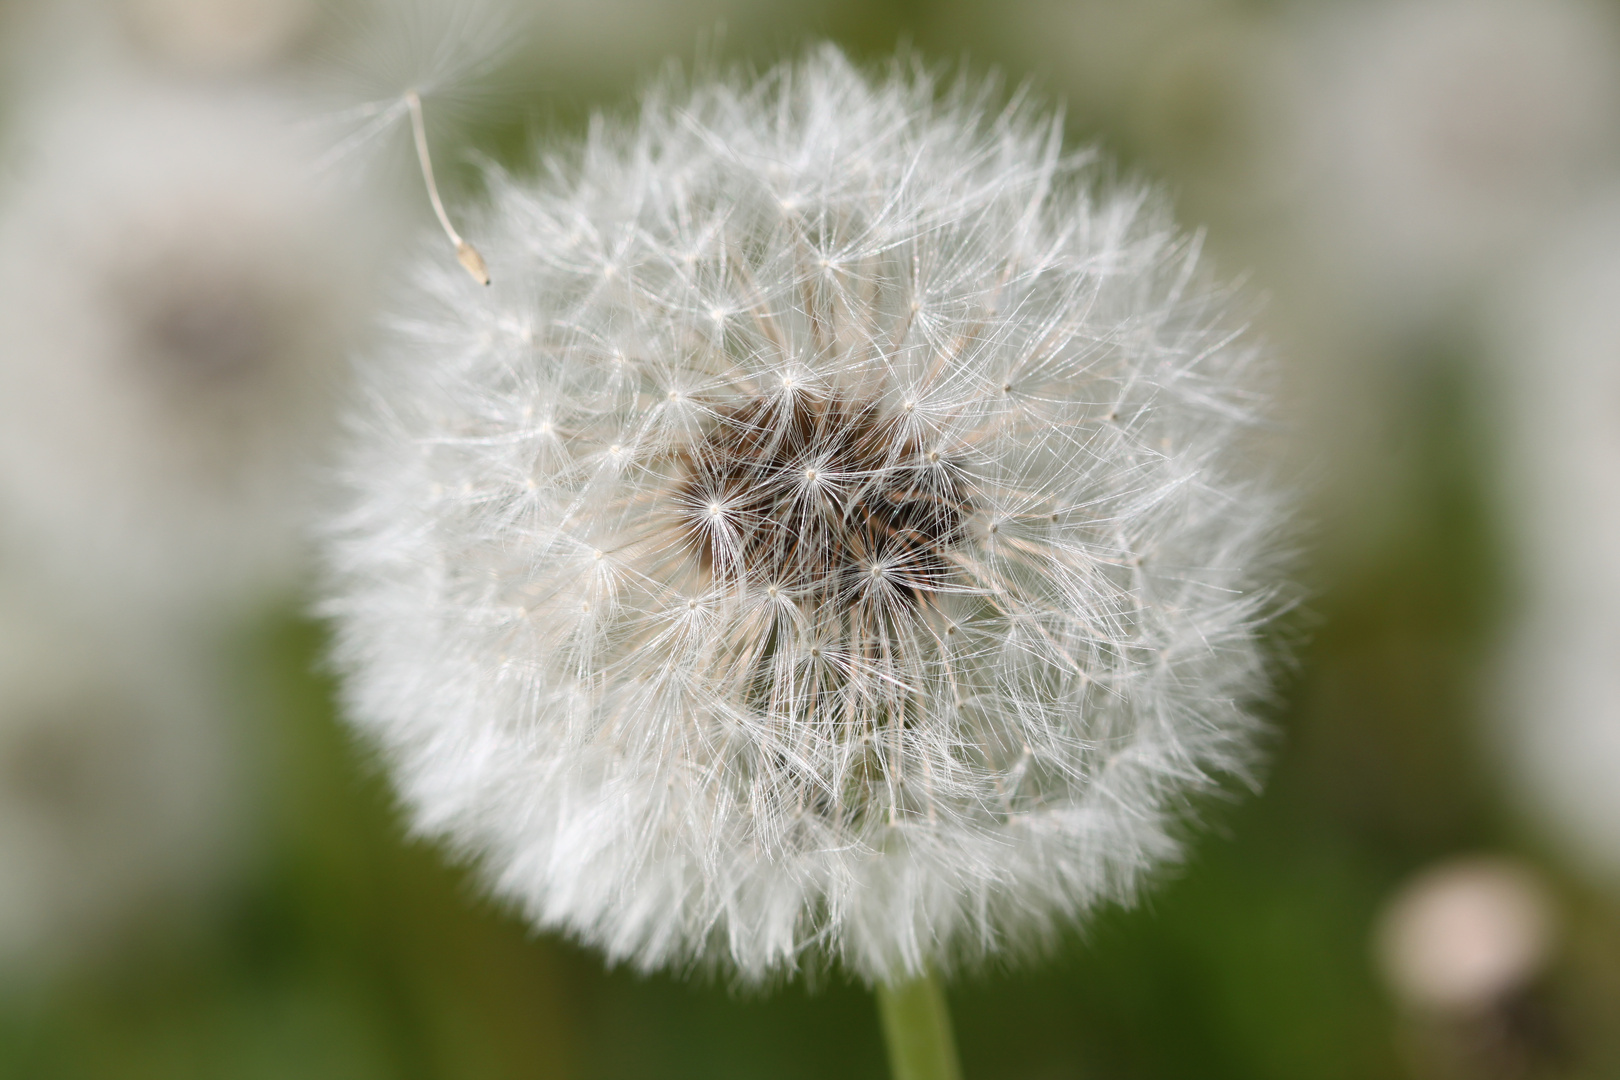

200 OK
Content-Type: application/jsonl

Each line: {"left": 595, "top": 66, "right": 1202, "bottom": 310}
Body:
{"left": 324, "top": 47, "right": 1288, "bottom": 984}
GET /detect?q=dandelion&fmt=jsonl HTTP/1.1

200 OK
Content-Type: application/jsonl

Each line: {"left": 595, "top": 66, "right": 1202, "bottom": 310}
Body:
{"left": 120, "top": 0, "right": 317, "bottom": 75}
{"left": 1374, "top": 857, "right": 1561, "bottom": 1077}
{"left": 1290, "top": 0, "right": 1620, "bottom": 323}
{"left": 323, "top": 46, "right": 1287, "bottom": 1071}
{"left": 1375, "top": 857, "right": 1556, "bottom": 1015}
{"left": 1488, "top": 198, "right": 1620, "bottom": 889}
{"left": 0, "top": 75, "right": 389, "bottom": 618}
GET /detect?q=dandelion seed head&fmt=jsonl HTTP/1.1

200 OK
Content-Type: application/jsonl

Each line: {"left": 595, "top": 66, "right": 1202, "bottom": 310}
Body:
{"left": 0, "top": 79, "right": 387, "bottom": 616}
{"left": 1296, "top": 0, "right": 1620, "bottom": 316}
{"left": 1489, "top": 199, "right": 1620, "bottom": 888}
{"left": 1375, "top": 857, "right": 1556, "bottom": 1013}
{"left": 122, "top": 0, "right": 316, "bottom": 75}
{"left": 324, "top": 48, "right": 1289, "bottom": 984}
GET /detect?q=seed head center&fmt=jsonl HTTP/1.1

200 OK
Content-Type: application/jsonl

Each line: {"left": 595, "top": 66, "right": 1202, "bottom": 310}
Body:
{"left": 677, "top": 395, "right": 969, "bottom": 602}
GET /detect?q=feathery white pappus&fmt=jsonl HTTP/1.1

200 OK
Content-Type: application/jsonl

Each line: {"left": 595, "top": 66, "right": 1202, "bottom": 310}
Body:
{"left": 323, "top": 47, "right": 1290, "bottom": 984}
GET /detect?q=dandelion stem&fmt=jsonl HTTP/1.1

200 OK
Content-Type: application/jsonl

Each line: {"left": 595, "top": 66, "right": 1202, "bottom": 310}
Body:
{"left": 404, "top": 90, "right": 489, "bottom": 285}
{"left": 876, "top": 970, "right": 963, "bottom": 1080}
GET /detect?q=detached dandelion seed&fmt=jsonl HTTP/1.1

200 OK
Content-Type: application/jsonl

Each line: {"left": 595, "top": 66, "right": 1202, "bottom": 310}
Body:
{"left": 323, "top": 46, "right": 1289, "bottom": 1071}
{"left": 405, "top": 89, "right": 489, "bottom": 285}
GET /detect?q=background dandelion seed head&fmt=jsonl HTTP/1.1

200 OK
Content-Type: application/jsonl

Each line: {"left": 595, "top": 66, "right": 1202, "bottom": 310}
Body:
{"left": 0, "top": 78, "right": 390, "bottom": 618}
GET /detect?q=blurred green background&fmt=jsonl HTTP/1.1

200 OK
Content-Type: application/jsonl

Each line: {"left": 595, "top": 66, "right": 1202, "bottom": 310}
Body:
{"left": 4, "top": 0, "right": 1620, "bottom": 1077}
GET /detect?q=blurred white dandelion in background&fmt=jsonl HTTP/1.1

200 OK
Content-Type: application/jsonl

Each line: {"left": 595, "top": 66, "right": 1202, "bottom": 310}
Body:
{"left": 1376, "top": 856, "right": 1556, "bottom": 1015}
{"left": 1212, "top": 0, "right": 1620, "bottom": 580}
{"left": 118, "top": 0, "right": 317, "bottom": 75}
{"left": 322, "top": 48, "right": 1290, "bottom": 985}
{"left": 0, "top": 0, "right": 314, "bottom": 86}
{"left": 1488, "top": 198, "right": 1620, "bottom": 889}
{"left": 1374, "top": 856, "right": 1563, "bottom": 1080}
{"left": 0, "top": 76, "right": 390, "bottom": 620}
{"left": 1289, "top": 0, "right": 1620, "bottom": 328}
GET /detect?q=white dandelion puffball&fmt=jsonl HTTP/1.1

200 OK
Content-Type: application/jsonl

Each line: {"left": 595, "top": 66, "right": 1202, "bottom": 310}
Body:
{"left": 1293, "top": 0, "right": 1620, "bottom": 322}
{"left": 0, "top": 77, "right": 385, "bottom": 617}
{"left": 1488, "top": 199, "right": 1620, "bottom": 887}
{"left": 119, "top": 0, "right": 316, "bottom": 74}
{"left": 1374, "top": 858, "right": 1555, "bottom": 1013}
{"left": 324, "top": 49, "right": 1288, "bottom": 983}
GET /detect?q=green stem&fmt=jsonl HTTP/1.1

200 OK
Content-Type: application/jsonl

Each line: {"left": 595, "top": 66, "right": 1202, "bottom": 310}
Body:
{"left": 875, "top": 969, "right": 963, "bottom": 1080}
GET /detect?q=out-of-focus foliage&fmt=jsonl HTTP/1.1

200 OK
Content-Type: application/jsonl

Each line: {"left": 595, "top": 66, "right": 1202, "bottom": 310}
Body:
{"left": 2, "top": 0, "right": 1619, "bottom": 1077}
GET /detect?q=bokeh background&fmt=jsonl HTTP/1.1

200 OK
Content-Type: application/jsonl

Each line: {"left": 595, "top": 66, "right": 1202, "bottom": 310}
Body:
{"left": 2, "top": 0, "right": 1619, "bottom": 1077}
